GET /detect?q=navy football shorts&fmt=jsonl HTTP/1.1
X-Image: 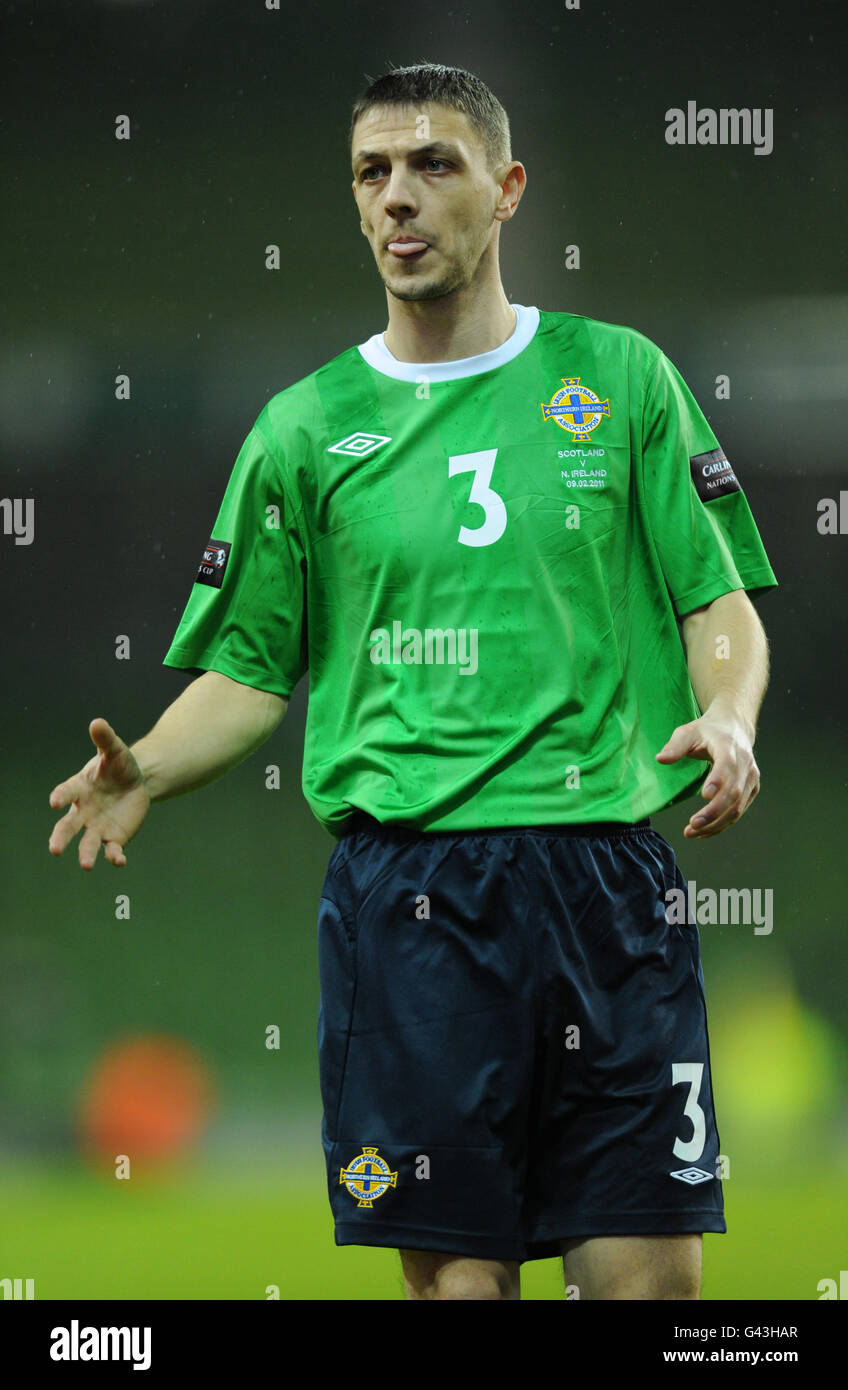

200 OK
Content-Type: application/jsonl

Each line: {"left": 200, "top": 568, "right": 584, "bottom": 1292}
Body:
{"left": 316, "top": 812, "right": 726, "bottom": 1263}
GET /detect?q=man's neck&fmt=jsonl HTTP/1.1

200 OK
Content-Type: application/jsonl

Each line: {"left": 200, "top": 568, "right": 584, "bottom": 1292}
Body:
{"left": 382, "top": 285, "right": 517, "bottom": 364}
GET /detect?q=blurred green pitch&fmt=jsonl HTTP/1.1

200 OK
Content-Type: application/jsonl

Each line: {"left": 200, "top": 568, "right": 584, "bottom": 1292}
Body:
{"left": 1, "top": 1161, "right": 845, "bottom": 1300}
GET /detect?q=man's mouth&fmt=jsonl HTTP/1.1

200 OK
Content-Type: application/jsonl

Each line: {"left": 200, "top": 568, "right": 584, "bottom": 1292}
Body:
{"left": 386, "top": 238, "right": 429, "bottom": 259}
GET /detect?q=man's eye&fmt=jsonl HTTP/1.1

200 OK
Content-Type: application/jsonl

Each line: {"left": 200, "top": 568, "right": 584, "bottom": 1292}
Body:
{"left": 360, "top": 159, "right": 449, "bottom": 181}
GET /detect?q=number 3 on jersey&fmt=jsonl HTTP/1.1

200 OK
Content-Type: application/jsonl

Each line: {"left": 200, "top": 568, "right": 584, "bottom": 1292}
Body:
{"left": 449, "top": 450, "right": 507, "bottom": 548}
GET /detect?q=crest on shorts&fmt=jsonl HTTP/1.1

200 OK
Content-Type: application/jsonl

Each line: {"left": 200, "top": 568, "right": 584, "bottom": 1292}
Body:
{"left": 339, "top": 1146, "right": 397, "bottom": 1208}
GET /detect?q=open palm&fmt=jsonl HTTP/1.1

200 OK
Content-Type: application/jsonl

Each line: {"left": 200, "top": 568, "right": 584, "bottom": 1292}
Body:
{"left": 48, "top": 718, "right": 150, "bottom": 869}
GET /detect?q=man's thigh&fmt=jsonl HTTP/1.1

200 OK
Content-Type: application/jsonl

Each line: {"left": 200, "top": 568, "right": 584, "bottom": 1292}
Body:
{"left": 399, "top": 1249, "right": 521, "bottom": 1301}
{"left": 561, "top": 1233, "right": 702, "bottom": 1300}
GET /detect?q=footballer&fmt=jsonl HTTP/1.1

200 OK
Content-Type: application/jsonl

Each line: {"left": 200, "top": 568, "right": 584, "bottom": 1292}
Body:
{"left": 48, "top": 62, "right": 777, "bottom": 1300}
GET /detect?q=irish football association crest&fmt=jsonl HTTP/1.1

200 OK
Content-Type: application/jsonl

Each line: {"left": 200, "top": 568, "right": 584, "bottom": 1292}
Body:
{"left": 541, "top": 377, "right": 611, "bottom": 442}
{"left": 339, "top": 1146, "right": 398, "bottom": 1208}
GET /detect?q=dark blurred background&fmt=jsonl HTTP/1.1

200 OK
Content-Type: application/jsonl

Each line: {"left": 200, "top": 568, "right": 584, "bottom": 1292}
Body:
{"left": 1, "top": 0, "right": 846, "bottom": 1299}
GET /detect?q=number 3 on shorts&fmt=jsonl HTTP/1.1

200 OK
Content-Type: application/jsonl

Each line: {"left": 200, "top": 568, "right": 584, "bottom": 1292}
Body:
{"left": 671, "top": 1061, "right": 707, "bottom": 1162}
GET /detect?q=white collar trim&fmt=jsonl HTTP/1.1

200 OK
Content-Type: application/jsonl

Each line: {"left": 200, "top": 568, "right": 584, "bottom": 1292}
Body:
{"left": 357, "top": 304, "right": 539, "bottom": 381}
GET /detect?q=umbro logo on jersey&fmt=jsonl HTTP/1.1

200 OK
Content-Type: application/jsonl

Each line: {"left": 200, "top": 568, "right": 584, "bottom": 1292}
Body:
{"left": 669, "top": 1167, "right": 714, "bottom": 1185}
{"left": 327, "top": 432, "right": 392, "bottom": 457}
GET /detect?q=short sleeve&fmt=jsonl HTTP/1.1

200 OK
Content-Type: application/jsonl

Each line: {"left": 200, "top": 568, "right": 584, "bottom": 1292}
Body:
{"left": 640, "top": 349, "right": 778, "bottom": 618}
{"left": 162, "top": 415, "right": 308, "bottom": 697}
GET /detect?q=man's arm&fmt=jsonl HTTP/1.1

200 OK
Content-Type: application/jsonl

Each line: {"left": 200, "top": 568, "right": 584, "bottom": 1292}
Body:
{"left": 48, "top": 671, "right": 288, "bottom": 869}
{"left": 130, "top": 670, "right": 288, "bottom": 801}
{"left": 680, "top": 588, "right": 770, "bottom": 743}
{"left": 657, "top": 588, "right": 771, "bottom": 837}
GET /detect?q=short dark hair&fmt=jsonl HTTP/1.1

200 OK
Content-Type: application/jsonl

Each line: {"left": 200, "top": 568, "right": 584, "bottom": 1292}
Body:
{"left": 349, "top": 61, "right": 512, "bottom": 173}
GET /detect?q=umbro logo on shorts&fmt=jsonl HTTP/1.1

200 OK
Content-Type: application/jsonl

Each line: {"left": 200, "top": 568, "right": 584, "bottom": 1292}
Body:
{"left": 327, "top": 432, "right": 392, "bottom": 457}
{"left": 669, "top": 1166, "right": 714, "bottom": 1185}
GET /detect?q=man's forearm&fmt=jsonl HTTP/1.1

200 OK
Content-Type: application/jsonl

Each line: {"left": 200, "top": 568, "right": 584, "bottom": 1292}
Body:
{"left": 130, "top": 670, "right": 288, "bottom": 802}
{"left": 681, "top": 590, "right": 770, "bottom": 742}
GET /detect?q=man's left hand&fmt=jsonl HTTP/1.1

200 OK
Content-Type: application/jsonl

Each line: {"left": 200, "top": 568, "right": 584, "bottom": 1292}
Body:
{"left": 655, "top": 710, "right": 760, "bottom": 839}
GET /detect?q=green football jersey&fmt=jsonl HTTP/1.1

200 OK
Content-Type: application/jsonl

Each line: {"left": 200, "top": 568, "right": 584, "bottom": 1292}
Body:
{"left": 163, "top": 304, "right": 778, "bottom": 838}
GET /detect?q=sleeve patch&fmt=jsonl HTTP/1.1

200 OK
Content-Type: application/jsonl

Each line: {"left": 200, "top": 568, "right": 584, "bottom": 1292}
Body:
{"left": 690, "top": 448, "right": 742, "bottom": 502}
{"left": 195, "top": 538, "right": 231, "bottom": 588}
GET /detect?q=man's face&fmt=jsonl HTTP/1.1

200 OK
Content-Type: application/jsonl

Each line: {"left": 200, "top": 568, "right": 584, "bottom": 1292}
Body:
{"left": 351, "top": 102, "right": 508, "bottom": 302}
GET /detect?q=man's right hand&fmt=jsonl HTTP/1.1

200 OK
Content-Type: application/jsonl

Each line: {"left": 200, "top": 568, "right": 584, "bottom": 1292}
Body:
{"left": 48, "top": 718, "right": 151, "bottom": 870}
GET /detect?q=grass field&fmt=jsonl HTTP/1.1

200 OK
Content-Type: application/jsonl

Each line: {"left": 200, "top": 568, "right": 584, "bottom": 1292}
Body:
{"left": 2, "top": 1159, "right": 845, "bottom": 1300}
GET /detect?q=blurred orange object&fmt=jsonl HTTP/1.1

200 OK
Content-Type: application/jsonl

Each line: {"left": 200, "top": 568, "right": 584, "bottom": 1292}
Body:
{"left": 77, "top": 1034, "right": 216, "bottom": 1169}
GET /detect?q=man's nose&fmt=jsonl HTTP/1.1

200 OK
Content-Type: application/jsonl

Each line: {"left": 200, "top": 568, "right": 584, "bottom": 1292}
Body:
{"left": 383, "top": 168, "right": 418, "bottom": 213}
